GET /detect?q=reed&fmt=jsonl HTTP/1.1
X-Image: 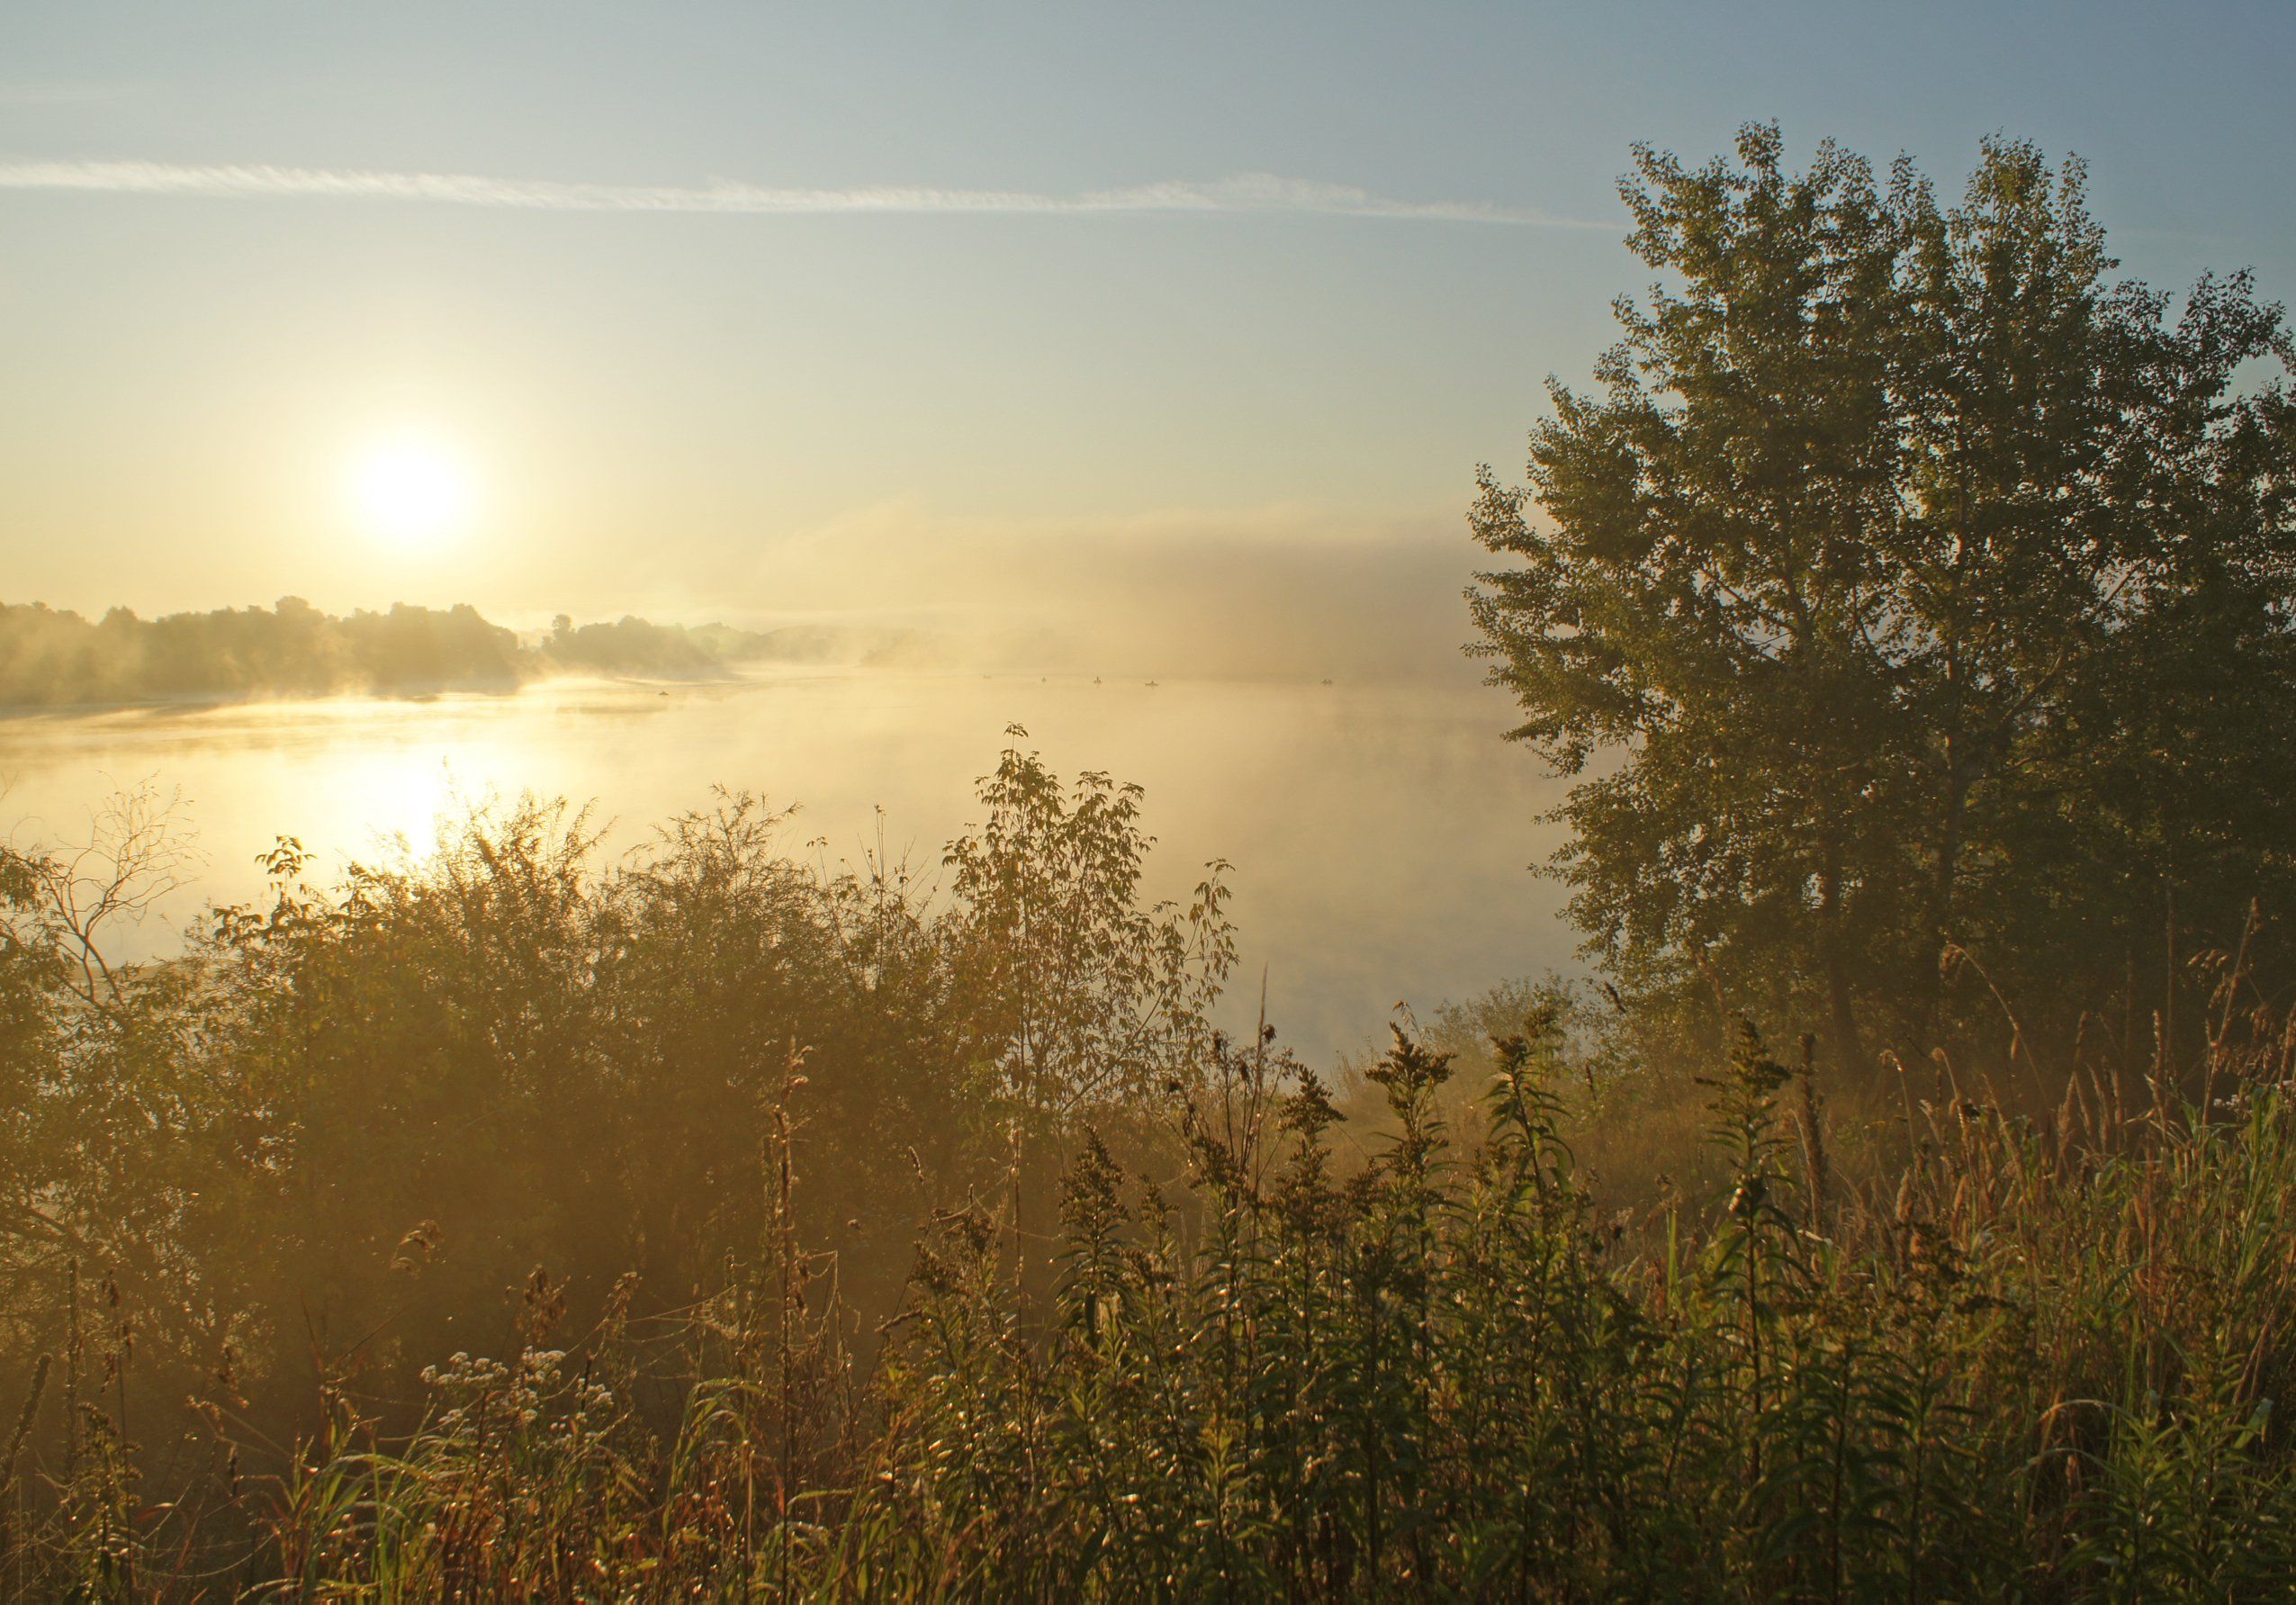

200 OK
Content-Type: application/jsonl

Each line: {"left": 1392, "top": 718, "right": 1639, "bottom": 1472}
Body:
{"left": 177, "top": 1000, "right": 2296, "bottom": 1596}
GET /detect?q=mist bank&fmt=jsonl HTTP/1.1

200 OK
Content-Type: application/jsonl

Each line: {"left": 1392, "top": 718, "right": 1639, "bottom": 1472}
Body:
{"left": 3, "top": 509, "right": 1481, "bottom": 708}
{"left": 0, "top": 597, "right": 921, "bottom": 710}
{"left": 739, "top": 502, "right": 1479, "bottom": 682}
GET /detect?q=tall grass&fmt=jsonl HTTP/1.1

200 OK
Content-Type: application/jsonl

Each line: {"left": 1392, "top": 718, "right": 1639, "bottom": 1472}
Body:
{"left": 112, "top": 996, "right": 2296, "bottom": 1598}
{"left": 6, "top": 757, "right": 2296, "bottom": 1595}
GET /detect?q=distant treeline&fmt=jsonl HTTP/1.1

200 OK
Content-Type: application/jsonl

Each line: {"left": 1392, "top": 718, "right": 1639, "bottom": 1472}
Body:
{"left": 0, "top": 597, "right": 913, "bottom": 708}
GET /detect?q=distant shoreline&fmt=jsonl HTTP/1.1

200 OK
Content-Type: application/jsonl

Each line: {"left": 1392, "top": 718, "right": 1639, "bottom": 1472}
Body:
{"left": 0, "top": 596, "right": 917, "bottom": 716}
{"left": 0, "top": 669, "right": 761, "bottom": 721}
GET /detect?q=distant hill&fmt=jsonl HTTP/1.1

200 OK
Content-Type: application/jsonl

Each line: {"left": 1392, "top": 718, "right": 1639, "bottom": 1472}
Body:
{"left": 0, "top": 598, "right": 914, "bottom": 710}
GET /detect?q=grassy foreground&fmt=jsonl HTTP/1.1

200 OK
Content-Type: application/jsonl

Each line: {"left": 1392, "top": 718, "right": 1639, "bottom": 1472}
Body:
{"left": 34, "top": 1014, "right": 2296, "bottom": 1596}
{"left": 4, "top": 752, "right": 2294, "bottom": 1597}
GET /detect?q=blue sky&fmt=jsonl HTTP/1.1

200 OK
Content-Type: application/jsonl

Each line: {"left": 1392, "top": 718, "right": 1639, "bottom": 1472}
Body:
{"left": 2, "top": 1, "right": 2290, "bottom": 629}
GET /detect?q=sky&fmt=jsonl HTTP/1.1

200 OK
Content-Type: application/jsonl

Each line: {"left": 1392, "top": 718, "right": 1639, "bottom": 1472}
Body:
{"left": 2, "top": 0, "right": 2291, "bottom": 660}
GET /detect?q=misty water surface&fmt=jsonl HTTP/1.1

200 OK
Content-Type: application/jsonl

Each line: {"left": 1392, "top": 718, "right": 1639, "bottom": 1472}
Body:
{"left": 0, "top": 672, "right": 1573, "bottom": 1063}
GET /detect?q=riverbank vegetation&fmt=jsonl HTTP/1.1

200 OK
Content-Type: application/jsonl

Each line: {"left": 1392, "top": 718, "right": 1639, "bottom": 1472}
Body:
{"left": 4, "top": 746, "right": 2295, "bottom": 1595}
{"left": 1471, "top": 125, "right": 2296, "bottom": 1080}
{"left": 3, "top": 126, "right": 2292, "bottom": 1595}
{"left": 0, "top": 598, "right": 912, "bottom": 709}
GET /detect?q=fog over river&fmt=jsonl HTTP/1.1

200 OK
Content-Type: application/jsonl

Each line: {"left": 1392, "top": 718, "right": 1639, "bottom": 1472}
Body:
{"left": 0, "top": 670, "right": 1573, "bottom": 1064}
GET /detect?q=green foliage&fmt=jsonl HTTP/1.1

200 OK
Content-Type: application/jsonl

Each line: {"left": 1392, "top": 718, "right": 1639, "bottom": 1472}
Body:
{"left": 0, "top": 735, "right": 1231, "bottom": 1593}
{"left": 3, "top": 744, "right": 2296, "bottom": 1593}
{"left": 944, "top": 726, "right": 1235, "bottom": 1123}
{"left": 0, "top": 596, "right": 527, "bottom": 704}
{"left": 36, "top": 998, "right": 2279, "bottom": 1599}
{"left": 0, "top": 596, "right": 852, "bottom": 708}
{"left": 1469, "top": 125, "right": 2296, "bottom": 1070}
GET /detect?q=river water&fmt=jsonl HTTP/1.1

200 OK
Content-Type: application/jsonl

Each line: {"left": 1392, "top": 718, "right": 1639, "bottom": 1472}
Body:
{"left": 0, "top": 670, "right": 1573, "bottom": 1064}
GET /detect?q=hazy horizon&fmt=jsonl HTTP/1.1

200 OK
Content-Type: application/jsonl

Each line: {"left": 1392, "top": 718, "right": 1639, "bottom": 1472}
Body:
{"left": 1, "top": 502, "right": 1484, "bottom": 685}
{"left": 6, "top": 3, "right": 2292, "bottom": 654}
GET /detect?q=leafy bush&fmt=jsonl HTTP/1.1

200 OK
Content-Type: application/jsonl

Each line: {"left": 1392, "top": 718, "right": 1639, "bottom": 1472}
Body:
{"left": 5, "top": 749, "right": 2294, "bottom": 1596}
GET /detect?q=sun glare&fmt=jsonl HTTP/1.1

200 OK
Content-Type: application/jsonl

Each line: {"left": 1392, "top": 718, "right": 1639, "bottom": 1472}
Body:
{"left": 350, "top": 434, "right": 475, "bottom": 547}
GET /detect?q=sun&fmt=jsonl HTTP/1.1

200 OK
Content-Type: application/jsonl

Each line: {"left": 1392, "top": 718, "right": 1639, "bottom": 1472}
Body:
{"left": 350, "top": 433, "right": 476, "bottom": 547}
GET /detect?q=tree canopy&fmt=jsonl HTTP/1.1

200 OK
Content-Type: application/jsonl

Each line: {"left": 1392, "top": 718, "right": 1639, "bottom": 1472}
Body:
{"left": 1470, "top": 125, "right": 2296, "bottom": 1068}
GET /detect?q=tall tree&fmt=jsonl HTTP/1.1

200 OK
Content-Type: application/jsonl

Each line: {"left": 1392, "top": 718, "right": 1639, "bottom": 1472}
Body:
{"left": 1470, "top": 126, "right": 2296, "bottom": 1068}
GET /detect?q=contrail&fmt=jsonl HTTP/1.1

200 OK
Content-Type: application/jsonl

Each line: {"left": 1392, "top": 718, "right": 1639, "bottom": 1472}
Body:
{"left": 0, "top": 158, "right": 1609, "bottom": 227}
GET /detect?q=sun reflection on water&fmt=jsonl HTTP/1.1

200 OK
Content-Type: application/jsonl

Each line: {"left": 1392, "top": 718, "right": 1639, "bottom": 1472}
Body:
{"left": 0, "top": 673, "right": 1574, "bottom": 1063}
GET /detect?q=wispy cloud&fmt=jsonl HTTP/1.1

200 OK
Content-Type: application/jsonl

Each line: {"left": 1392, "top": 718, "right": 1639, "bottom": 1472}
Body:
{"left": 0, "top": 83, "right": 140, "bottom": 106}
{"left": 0, "top": 158, "right": 1609, "bottom": 227}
